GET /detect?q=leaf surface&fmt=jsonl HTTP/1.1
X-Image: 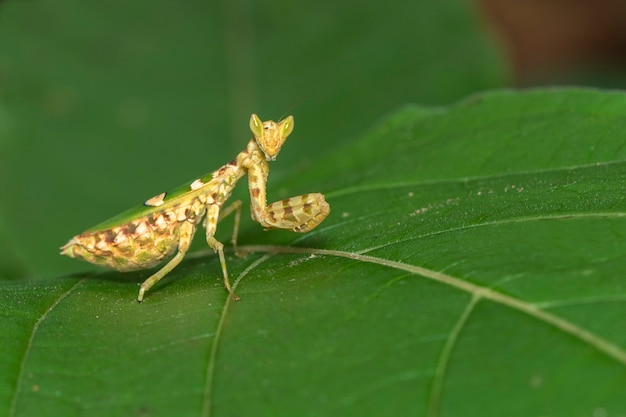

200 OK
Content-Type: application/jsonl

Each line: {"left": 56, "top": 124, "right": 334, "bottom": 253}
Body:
{"left": 1, "top": 89, "right": 626, "bottom": 416}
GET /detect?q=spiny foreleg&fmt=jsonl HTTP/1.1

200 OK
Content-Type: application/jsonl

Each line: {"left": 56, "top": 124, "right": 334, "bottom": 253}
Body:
{"left": 264, "top": 193, "right": 330, "bottom": 232}
{"left": 245, "top": 156, "right": 329, "bottom": 231}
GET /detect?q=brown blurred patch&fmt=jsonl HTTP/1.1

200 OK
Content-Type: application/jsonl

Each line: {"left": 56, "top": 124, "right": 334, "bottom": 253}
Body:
{"left": 478, "top": 0, "right": 626, "bottom": 85}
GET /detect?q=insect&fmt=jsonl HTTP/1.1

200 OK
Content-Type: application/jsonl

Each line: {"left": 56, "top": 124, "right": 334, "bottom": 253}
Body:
{"left": 61, "top": 114, "right": 330, "bottom": 302}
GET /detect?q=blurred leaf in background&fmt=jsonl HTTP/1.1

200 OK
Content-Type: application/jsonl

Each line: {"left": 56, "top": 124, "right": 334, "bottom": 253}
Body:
{"left": 0, "top": 0, "right": 503, "bottom": 278}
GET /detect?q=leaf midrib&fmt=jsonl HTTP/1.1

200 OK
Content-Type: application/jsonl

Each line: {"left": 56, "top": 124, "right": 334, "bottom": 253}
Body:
{"left": 231, "top": 245, "right": 626, "bottom": 365}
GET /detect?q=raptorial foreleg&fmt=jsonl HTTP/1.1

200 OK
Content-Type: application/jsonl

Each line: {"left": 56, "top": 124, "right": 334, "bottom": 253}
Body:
{"left": 263, "top": 193, "right": 330, "bottom": 232}
{"left": 245, "top": 155, "right": 329, "bottom": 232}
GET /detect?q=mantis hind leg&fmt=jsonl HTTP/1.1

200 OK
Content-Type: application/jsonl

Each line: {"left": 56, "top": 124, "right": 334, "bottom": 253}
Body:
{"left": 264, "top": 193, "right": 330, "bottom": 232}
{"left": 137, "top": 221, "right": 196, "bottom": 302}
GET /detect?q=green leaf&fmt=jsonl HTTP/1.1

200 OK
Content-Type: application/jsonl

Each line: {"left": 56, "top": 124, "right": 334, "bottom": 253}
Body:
{"left": 2, "top": 88, "right": 626, "bottom": 416}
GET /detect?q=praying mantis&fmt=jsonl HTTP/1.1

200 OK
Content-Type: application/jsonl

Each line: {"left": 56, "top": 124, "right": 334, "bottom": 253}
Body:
{"left": 61, "top": 114, "right": 330, "bottom": 302}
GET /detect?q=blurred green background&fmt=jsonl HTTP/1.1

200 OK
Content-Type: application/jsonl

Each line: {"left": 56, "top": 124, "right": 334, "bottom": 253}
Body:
{"left": 5, "top": 0, "right": 626, "bottom": 281}
{"left": 0, "top": 0, "right": 505, "bottom": 279}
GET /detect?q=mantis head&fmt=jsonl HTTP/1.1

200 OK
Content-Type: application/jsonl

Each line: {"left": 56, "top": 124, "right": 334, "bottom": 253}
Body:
{"left": 249, "top": 114, "right": 294, "bottom": 161}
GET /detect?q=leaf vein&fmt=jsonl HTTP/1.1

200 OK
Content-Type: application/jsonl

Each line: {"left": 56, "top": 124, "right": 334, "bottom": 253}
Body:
{"left": 201, "top": 255, "right": 271, "bottom": 417}
{"left": 238, "top": 245, "right": 626, "bottom": 367}
{"left": 8, "top": 278, "right": 86, "bottom": 417}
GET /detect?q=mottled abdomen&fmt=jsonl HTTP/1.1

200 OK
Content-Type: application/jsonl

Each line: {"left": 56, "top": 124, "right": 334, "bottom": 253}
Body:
{"left": 61, "top": 209, "right": 196, "bottom": 272}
